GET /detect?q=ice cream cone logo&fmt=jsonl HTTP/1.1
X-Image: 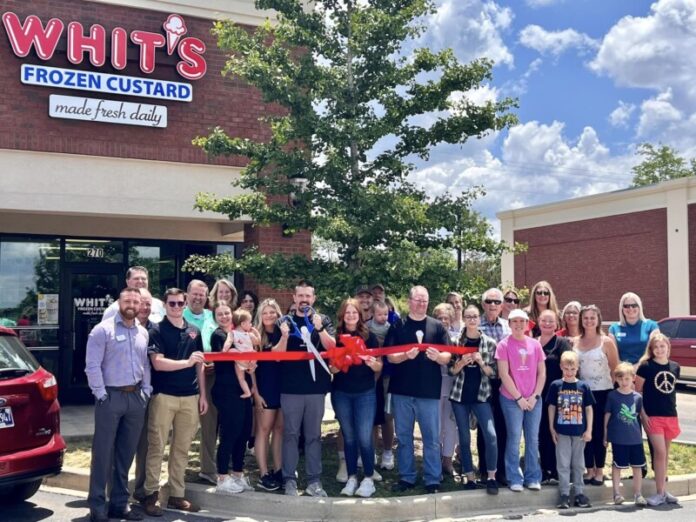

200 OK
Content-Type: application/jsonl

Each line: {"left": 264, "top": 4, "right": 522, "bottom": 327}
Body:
{"left": 163, "top": 14, "right": 187, "bottom": 55}
{"left": 416, "top": 330, "right": 424, "bottom": 344}
{"left": 519, "top": 348, "right": 528, "bottom": 365}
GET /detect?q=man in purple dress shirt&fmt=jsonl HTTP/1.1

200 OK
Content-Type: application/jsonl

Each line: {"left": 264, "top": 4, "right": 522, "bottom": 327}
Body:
{"left": 85, "top": 287, "right": 151, "bottom": 522}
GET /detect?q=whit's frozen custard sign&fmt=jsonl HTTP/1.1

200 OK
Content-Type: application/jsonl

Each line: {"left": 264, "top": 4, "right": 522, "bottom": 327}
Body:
{"left": 1, "top": 11, "right": 208, "bottom": 127}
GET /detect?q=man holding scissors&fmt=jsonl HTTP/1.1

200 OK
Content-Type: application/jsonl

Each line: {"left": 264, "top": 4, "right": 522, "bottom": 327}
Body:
{"left": 276, "top": 280, "right": 336, "bottom": 497}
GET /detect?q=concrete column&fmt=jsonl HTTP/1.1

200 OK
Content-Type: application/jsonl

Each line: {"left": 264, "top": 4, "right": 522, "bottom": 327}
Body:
{"left": 500, "top": 216, "right": 515, "bottom": 287}
{"left": 666, "top": 187, "right": 690, "bottom": 316}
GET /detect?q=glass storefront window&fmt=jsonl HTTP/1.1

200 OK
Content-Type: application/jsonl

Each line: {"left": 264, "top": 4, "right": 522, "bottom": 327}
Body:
{"left": 65, "top": 239, "right": 124, "bottom": 263}
{"left": 128, "top": 243, "right": 177, "bottom": 298}
{"left": 0, "top": 238, "right": 60, "bottom": 326}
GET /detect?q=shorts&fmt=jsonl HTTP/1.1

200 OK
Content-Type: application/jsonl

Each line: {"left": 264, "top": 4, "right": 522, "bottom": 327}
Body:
{"left": 646, "top": 416, "right": 681, "bottom": 441}
{"left": 611, "top": 443, "right": 646, "bottom": 469}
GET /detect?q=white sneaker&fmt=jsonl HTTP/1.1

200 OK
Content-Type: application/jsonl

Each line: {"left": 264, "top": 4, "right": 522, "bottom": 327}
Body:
{"left": 647, "top": 493, "right": 666, "bottom": 506}
{"left": 664, "top": 491, "right": 679, "bottom": 504}
{"left": 234, "top": 474, "right": 254, "bottom": 491}
{"left": 371, "top": 468, "right": 383, "bottom": 481}
{"left": 509, "top": 483, "right": 524, "bottom": 492}
{"left": 355, "top": 477, "right": 376, "bottom": 498}
{"left": 305, "top": 481, "right": 328, "bottom": 497}
{"left": 336, "top": 459, "right": 348, "bottom": 483}
{"left": 380, "top": 452, "right": 395, "bottom": 470}
{"left": 526, "top": 482, "right": 541, "bottom": 491}
{"left": 341, "top": 476, "right": 358, "bottom": 496}
{"left": 216, "top": 475, "right": 243, "bottom": 494}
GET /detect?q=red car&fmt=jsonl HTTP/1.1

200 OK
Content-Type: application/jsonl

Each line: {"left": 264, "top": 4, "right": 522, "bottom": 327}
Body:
{"left": 658, "top": 316, "right": 696, "bottom": 381}
{"left": 0, "top": 326, "right": 66, "bottom": 502}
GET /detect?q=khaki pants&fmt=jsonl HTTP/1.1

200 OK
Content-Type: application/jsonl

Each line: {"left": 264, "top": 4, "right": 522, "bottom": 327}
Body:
{"left": 145, "top": 393, "right": 200, "bottom": 498}
{"left": 198, "top": 372, "right": 218, "bottom": 475}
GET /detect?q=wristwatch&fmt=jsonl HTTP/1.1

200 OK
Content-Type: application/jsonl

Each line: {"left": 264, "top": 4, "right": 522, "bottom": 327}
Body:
{"left": 534, "top": 394, "right": 541, "bottom": 400}
{"left": 316, "top": 325, "right": 326, "bottom": 333}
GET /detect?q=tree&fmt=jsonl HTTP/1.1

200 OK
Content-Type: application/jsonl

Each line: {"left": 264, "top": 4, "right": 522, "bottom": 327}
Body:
{"left": 186, "top": 0, "right": 518, "bottom": 310}
{"left": 631, "top": 142, "right": 696, "bottom": 187}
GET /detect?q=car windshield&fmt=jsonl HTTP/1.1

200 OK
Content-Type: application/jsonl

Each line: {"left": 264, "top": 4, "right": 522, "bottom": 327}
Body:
{"left": 0, "top": 334, "right": 39, "bottom": 373}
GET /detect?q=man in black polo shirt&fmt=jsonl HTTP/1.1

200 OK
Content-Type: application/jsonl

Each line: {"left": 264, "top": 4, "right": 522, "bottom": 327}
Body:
{"left": 277, "top": 280, "right": 336, "bottom": 497}
{"left": 386, "top": 285, "right": 451, "bottom": 494}
{"left": 141, "top": 288, "right": 208, "bottom": 517}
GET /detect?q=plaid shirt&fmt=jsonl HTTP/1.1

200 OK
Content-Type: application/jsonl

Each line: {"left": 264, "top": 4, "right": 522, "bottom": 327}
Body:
{"left": 449, "top": 331, "right": 498, "bottom": 403}
{"left": 479, "top": 315, "right": 510, "bottom": 343}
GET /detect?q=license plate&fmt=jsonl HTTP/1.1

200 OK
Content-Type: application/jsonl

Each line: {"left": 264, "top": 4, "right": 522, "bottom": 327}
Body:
{"left": 0, "top": 406, "right": 14, "bottom": 429}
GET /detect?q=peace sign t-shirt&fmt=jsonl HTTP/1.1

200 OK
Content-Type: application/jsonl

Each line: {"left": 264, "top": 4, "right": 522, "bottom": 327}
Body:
{"left": 637, "top": 359, "right": 680, "bottom": 417}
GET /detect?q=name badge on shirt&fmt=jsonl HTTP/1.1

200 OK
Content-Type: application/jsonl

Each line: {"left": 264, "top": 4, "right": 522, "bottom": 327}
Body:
{"left": 615, "top": 332, "right": 626, "bottom": 338}
{"left": 116, "top": 334, "right": 126, "bottom": 342}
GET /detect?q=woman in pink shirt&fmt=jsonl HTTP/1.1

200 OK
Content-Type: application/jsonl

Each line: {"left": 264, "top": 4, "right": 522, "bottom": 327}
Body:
{"left": 496, "top": 309, "right": 546, "bottom": 492}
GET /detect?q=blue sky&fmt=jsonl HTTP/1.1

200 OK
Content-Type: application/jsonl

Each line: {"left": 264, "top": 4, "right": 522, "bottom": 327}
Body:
{"left": 405, "top": 0, "right": 695, "bottom": 230}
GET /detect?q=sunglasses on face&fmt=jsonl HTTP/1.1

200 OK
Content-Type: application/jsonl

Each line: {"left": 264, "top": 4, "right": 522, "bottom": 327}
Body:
{"left": 504, "top": 297, "right": 520, "bottom": 304}
{"left": 484, "top": 299, "right": 502, "bottom": 305}
{"left": 167, "top": 301, "right": 185, "bottom": 308}
{"left": 623, "top": 303, "right": 639, "bottom": 309}
{"left": 535, "top": 290, "right": 550, "bottom": 296}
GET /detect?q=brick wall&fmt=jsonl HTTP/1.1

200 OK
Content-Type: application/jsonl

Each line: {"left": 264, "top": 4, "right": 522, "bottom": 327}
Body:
{"left": 0, "top": 0, "right": 278, "bottom": 166}
{"left": 690, "top": 204, "right": 696, "bottom": 315}
{"left": 513, "top": 209, "right": 669, "bottom": 321}
{"left": 240, "top": 223, "right": 312, "bottom": 311}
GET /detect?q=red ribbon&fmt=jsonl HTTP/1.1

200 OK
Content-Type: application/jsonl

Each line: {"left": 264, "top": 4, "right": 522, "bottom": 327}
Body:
{"left": 203, "top": 339, "right": 478, "bottom": 368}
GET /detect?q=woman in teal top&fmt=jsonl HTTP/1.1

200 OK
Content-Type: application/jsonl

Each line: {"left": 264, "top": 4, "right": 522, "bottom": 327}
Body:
{"left": 608, "top": 292, "right": 659, "bottom": 364}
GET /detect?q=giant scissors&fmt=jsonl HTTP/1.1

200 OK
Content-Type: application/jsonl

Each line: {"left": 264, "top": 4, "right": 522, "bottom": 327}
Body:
{"left": 279, "top": 306, "right": 331, "bottom": 381}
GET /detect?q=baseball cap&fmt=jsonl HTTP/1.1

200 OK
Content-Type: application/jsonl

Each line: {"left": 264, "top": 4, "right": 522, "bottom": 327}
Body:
{"left": 355, "top": 285, "right": 372, "bottom": 296}
{"left": 371, "top": 283, "right": 385, "bottom": 292}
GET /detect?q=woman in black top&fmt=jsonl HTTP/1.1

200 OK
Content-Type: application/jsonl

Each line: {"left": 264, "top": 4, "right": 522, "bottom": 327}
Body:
{"left": 535, "top": 309, "right": 572, "bottom": 484}
{"left": 330, "top": 298, "right": 382, "bottom": 498}
{"left": 210, "top": 300, "right": 256, "bottom": 494}
{"left": 252, "top": 298, "right": 289, "bottom": 491}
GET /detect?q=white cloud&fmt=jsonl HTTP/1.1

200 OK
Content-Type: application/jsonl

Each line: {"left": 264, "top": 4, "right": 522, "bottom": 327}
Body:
{"left": 425, "top": 1, "right": 514, "bottom": 68}
{"left": 503, "top": 58, "right": 543, "bottom": 97}
{"left": 608, "top": 101, "right": 637, "bottom": 127}
{"left": 637, "top": 88, "right": 683, "bottom": 137}
{"left": 590, "top": 0, "right": 696, "bottom": 102}
{"left": 410, "top": 121, "right": 634, "bottom": 224}
{"left": 519, "top": 24, "right": 599, "bottom": 56}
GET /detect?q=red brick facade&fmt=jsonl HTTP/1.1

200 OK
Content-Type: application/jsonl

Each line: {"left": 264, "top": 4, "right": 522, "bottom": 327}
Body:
{"left": 0, "top": 0, "right": 273, "bottom": 165}
{"left": 513, "top": 209, "right": 669, "bottom": 321}
{"left": 689, "top": 204, "right": 696, "bottom": 315}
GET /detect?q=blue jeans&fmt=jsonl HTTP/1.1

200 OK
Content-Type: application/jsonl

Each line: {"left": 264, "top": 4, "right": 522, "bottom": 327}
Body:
{"left": 451, "top": 401, "right": 497, "bottom": 475}
{"left": 499, "top": 395, "right": 542, "bottom": 486}
{"left": 392, "top": 394, "right": 441, "bottom": 486}
{"left": 331, "top": 388, "right": 376, "bottom": 477}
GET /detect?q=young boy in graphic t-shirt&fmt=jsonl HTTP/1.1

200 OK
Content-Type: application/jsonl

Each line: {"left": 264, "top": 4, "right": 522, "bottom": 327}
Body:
{"left": 546, "top": 351, "right": 595, "bottom": 509}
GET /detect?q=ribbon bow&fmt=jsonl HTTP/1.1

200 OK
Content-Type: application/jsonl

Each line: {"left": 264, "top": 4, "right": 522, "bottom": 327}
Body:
{"left": 331, "top": 334, "right": 370, "bottom": 373}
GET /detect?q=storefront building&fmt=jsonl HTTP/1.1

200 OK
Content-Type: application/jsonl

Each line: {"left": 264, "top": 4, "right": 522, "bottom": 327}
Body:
{"left": 0, "top": 0, "right": 310, "bottom": 402}
{"left": 498, "top": 177, "right": 696, "bottom": 321}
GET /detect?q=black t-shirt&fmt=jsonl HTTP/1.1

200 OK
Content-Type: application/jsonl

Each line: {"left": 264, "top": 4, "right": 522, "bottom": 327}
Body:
{"left": 209, "top": 327, "right": 252, "bottom": 399}
{"left": 460, "top": 336, "right": 483, "bottom": 404}
{"left": 385, "top": 315, "right": 451, "bottom": 400}
{"left": 332, "top": 332, "right": 380, "bottom": 394}
{"left": 540, "top": 335, "right": 572, "bottom": 398}
{"left": 637, "top": 359, "right": 680, "bottom": 417}
{"left": 280, "top": 313, "right": 335, "bottom": 395}
{"left": 147, "top": 317, "right": 201, "bottom": 397}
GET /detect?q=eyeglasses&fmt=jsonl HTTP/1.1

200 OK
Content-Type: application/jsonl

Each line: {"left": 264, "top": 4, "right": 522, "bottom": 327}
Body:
{"left": 484, "top": 299, "right": 502, "bottom": 305}
{"left": 535, "top": 290, "right": 550, "bottom": 296}
{"left": 167, "top": 301, "right": 185, "bottom": 308}
{"left": 504, "top": 297, "right": 520, "bottom": 304}
{"left": 623, "top": 303, "right": 639, "bottom": 309}
{"left": 564, "top": 311, "right": 579, "bottom": 316}
{"left": 464, "top": 315, "right": 480, "bottom": 320}
{"left": 410, "top": 298, "right": 429, "bottom": 304}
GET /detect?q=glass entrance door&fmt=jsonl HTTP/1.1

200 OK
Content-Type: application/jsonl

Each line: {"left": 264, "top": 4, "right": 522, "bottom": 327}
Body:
{"left": 60, "top": 267, "right": 121, "bottom": 402}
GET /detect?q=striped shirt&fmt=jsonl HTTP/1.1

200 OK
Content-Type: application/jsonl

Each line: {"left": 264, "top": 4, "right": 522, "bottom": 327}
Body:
{"left": 480, "top": 315, "right": 510, "bottom": 343}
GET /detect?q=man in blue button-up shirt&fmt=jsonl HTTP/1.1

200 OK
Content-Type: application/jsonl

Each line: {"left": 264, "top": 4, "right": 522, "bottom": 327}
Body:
{"left": 85, "top": 287, "right": 150, "bottom": 522}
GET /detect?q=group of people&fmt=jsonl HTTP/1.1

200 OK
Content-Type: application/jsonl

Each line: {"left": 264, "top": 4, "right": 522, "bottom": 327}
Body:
{"left": 84, "top": 267, "right": 681, "bottom": 522}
